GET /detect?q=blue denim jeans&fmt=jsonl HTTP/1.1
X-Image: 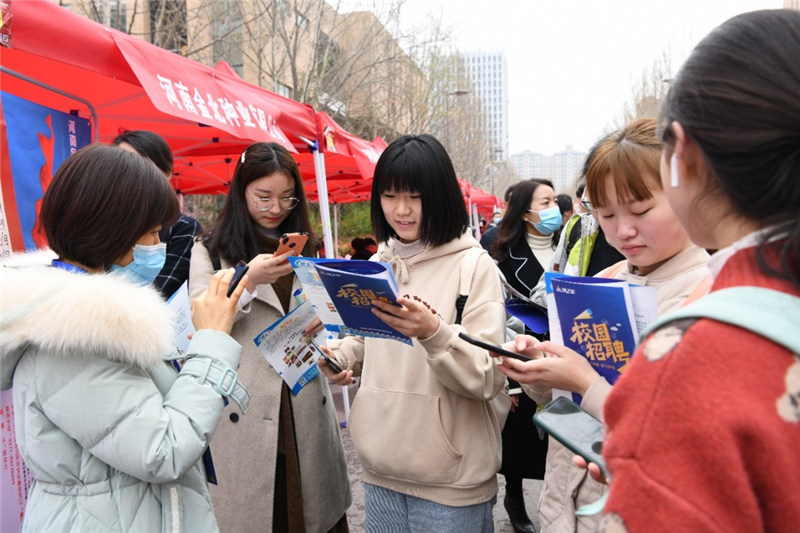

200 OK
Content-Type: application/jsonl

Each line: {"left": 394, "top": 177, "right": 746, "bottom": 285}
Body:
{"left": 364, "top": 483, "right": 495, "bottom": 533}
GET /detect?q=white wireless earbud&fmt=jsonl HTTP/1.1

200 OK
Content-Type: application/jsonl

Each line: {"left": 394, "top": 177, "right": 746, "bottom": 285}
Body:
{"left": 670, "top": 153, "right": 680, "bottom": 188}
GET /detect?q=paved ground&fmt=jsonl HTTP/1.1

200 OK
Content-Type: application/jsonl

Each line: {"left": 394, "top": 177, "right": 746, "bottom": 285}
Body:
{"left": 331, "top": 381, "right": 543, "bottom": 533}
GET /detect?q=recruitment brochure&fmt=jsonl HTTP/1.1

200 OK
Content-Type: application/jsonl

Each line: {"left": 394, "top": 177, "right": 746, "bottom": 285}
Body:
{"left": 501, "top": 278, "right": 549, "bottom": 334}
{"left": 544, "top": 272, "right": 657, "bottom": 403}
{"left": 288, "top": 256, "right": 412, "bottom": 345}
{"left": 254, "top": 300, "right": 324, "bottom": 395}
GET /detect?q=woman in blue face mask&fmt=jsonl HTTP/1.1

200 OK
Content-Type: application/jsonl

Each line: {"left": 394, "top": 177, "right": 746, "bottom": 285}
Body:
{"left": 492, "top": 177, "right": 558, "bottom": 532}
{"left": 1, "top": 143, "right": 249, "bottom": 533}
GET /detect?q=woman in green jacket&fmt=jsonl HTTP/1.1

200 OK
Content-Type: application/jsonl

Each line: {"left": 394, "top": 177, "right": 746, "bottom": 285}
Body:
{"left": 0, "top": 144, "right": 248, "bottom": 532}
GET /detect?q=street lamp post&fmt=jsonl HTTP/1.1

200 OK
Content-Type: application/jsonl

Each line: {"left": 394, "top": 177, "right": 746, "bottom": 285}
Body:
{"left": 489, "top": 147, "right": 503, "bottom": 197}
{"left": 445, "top": 89, "right": 470, "bottom": 155}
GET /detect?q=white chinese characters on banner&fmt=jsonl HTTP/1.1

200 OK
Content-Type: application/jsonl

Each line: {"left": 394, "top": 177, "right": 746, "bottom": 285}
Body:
{"left": 154, "top": 73, "right": 292, "bottom": 146}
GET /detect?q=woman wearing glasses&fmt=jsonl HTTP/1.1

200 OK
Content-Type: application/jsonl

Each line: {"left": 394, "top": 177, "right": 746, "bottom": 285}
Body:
{"left": 189, "top": 142, "right": 351, "bottom": 532}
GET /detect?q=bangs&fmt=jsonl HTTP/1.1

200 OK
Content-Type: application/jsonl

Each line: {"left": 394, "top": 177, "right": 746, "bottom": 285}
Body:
{"left": 373, "top": 151, "right": 423, "bottom": 195}
{"left": 586, "top": 138, "right": 662, "bottom": 208}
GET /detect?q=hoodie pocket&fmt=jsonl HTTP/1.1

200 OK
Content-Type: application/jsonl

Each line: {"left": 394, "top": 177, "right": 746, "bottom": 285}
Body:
{"left": 350, "top": 388, "right": 463, "bottom": 485}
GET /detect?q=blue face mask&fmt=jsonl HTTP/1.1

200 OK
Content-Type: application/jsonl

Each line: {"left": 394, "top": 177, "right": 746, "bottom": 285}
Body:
{"left": 111, "top": 243, "right": 167, "bottom": 286}
{"left": 526, "top": 205, "right": 562, "bottom": 236}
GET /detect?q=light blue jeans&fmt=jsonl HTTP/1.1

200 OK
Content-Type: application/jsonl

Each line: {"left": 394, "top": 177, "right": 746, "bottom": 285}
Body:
{"left": 364, "top": 483, "right": 495, "bottom": 533}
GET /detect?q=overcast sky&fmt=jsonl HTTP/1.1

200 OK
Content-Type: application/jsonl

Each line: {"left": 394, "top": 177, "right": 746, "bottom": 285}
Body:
{"left": 350, "top": 0, "right": 784, "bottom": 156}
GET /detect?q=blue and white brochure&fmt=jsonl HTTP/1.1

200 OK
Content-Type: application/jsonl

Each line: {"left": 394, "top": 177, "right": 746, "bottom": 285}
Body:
{"left": 288, "top": 257, "right": 412, "bottom": 345}
{"left": 545, "top": 272, "right": 656, "bottom": 403}
{"left": 254, "top": 300, "right": 323, "bottom": 395}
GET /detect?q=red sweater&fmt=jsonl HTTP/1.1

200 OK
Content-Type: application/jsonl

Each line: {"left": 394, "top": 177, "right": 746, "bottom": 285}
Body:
{"left": 600, "top": 246, "right": 800, "bottom": 532}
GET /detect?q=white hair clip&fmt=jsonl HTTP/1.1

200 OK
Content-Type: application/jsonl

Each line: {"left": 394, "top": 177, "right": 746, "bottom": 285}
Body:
{"left": 241, "top": 150, "right": 247, "bottom": 164}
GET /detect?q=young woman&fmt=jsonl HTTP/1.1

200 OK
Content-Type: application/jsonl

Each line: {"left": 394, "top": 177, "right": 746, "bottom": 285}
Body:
{"left": 1, "top": 144, "right": 246, "bottom": 533}
{"left": 189, "top": 142, "right": 351, "bottom": 532}
{"left": 497, "top": 118, "right": 712, "bottom": 533}
{"left": 112, "top": 130, "right": 203, "bottom": 299}
{"left": 492, "top": 178, "right": 561, "bottom": 533}
{"left": 319, "top": 134, "right": 506, "bottom": 532}
{"left": 589, "top": 11, "right": 800, "bottom": 531}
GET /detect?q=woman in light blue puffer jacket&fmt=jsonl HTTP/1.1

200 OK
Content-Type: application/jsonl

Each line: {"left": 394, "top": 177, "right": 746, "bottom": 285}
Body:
{"left": 0, "top": 144, "right": 249, "bottom": 532}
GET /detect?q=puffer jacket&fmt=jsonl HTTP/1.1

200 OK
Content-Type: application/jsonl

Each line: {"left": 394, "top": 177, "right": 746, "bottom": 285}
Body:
{"left": 0, "top": 251, "right": 244, "bottom": 533}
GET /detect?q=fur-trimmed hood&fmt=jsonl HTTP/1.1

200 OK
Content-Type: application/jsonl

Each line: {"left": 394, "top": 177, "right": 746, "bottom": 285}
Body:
{"left": 1, "top": 250, "right": 175, "bottom": 389}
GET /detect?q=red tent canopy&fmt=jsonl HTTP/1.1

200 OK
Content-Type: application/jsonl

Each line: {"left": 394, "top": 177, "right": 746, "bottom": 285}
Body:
{"left": 1, "top": 1, "right": 386, "bottom": 206}
{"left": 1, "top": 0, "right": 317, "bottom": 157}
{"left": 458, "top": 179, "right": 504, "bottom": 218}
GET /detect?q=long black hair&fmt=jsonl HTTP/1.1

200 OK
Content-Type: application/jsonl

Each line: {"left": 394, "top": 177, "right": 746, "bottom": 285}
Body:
{"left": 203, "top": 142, "right": 318, "bottom": 263}
{"left": 660, "top": 9, "right": 800, "bottom": 287}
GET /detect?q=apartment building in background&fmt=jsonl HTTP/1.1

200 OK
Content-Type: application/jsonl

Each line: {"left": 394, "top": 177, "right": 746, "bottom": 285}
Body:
{"left": 462, "top": 51, "right": 509, "bottom": 161}
{"left": 511, "top": 145, "right": 586, "bottom": 195}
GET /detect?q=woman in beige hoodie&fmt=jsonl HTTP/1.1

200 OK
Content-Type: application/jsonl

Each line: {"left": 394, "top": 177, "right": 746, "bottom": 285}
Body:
{"left": 320, "top": 134, "right": 507, "bottom": 532}
{"left": 495, "top": 118, "right": 712, "bottom": 533}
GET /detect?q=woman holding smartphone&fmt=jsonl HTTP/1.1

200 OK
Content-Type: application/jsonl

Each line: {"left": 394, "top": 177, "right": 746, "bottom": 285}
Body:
{"left": 319, "top": 134, "right": 506, "bottom": 532}
{"left": 583, "top": 11, "right": 800, "bottom": 531}
{"left": 1, "top": 144, "right": 247, "bottom": 532}
{"left": 497, "top": 118, "right": 712, "bottom": 533}
{"left": 189, "top": 142, "right": 350, "bottom": 532}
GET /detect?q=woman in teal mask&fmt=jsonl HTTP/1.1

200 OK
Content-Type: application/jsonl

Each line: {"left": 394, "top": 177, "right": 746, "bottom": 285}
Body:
{"left": 492, "top": 177, "right": 560, "bottom": 532}
{"left": 0, "top": 143, "right": 249, "bottom": 532}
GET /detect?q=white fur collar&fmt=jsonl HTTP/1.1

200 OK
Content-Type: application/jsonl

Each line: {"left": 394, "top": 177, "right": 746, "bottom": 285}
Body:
{"left": 1, "top": 250, "right": 174, "bottom": 375}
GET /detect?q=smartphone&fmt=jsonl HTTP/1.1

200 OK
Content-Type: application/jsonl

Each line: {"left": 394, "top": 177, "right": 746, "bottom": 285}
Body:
{"left": 533, "top": 396, "right": 608, "bottom": 477}
{"left": 275, "top": 232, "right": 309, "bottom": 257}
{"left": 226, "top": 260, "right": 250, "bottom": 298}
{"left": 457, "top": 332, "right": 533, "bottom": 362}
{"left": 318, "top": 351, "right": 343, "bottom": 374}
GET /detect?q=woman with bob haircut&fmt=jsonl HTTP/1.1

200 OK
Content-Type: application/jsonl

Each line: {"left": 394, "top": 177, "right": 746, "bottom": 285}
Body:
{"left": 1, "top": 143, "right": 249, "bottom": 533}
{"left": 577, "top": 11, "right": 800, "bottom": 532}
{"left": 189, "top": 141, "right": 351, "bottom": 533}
{"left": 319, "top": 134, "right": 506, "bottom": 532}
{"left": 112, "top": 129, "right": 204, "bottom": 300}
{"left": 496, "top": 118, "right": 711, "bottom": 533}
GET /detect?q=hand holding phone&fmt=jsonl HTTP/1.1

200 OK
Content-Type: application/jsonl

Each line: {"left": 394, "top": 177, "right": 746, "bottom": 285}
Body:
{"left": 458, "top": 332, "right": 533, "bottom": 361}
{"left": 318, "top": 352, "right": 343, "bottom": 374}
{"left": 275, "top": 232, "right": 308, "bottom": 257}
{"left": 227, "top": 260, "right": 250, "bottom": 298}
{"left": 533, "top": 397, "right": 608, "bottom": 478}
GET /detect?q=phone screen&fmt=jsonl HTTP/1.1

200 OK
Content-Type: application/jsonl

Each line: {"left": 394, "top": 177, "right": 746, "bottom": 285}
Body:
{"left": 533, "top": 397, "right": 607, "bottom": 475}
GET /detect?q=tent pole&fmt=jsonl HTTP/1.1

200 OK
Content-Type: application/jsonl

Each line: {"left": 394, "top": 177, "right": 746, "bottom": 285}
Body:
{"left": 0, "top": 66, "right": 100, "bottom": 141}
{"left": 333, "top": 203, "right": 339, "bottom": 257}
{"left": 311, "top": 144, "right": 350, "bottom": 425}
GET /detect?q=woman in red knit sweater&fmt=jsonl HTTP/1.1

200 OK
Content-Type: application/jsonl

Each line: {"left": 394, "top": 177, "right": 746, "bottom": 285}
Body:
{"left": 582, "top": 10, "right": 800, "bottom": 532}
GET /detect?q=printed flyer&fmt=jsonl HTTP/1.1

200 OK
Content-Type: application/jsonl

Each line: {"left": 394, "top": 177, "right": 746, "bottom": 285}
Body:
{"left": 254, "top": 300, "right": 325, "bottom": 395}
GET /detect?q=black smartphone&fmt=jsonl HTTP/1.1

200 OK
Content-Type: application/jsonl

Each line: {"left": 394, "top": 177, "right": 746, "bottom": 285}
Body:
{"left": 318, "top": 352, "right": 343, "bottom": 374}
{"left": 226, "top": 260, "right": 250, "bottom": 298}
{"left": 457, "top": 332, "right": 533, "bottom": 361}
{"left": 533, "top": 396, "right": 608, "bottom": 477}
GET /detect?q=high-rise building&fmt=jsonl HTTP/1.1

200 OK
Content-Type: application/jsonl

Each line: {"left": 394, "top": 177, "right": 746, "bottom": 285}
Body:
{"left": 511, "top": 145, "right": 586, "bottom": 194}
{"left": 462, "top": 51, "right": 509, "bottom": 160}
{"left": 785, "top": 0, "right": 799, "bottom": 10}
